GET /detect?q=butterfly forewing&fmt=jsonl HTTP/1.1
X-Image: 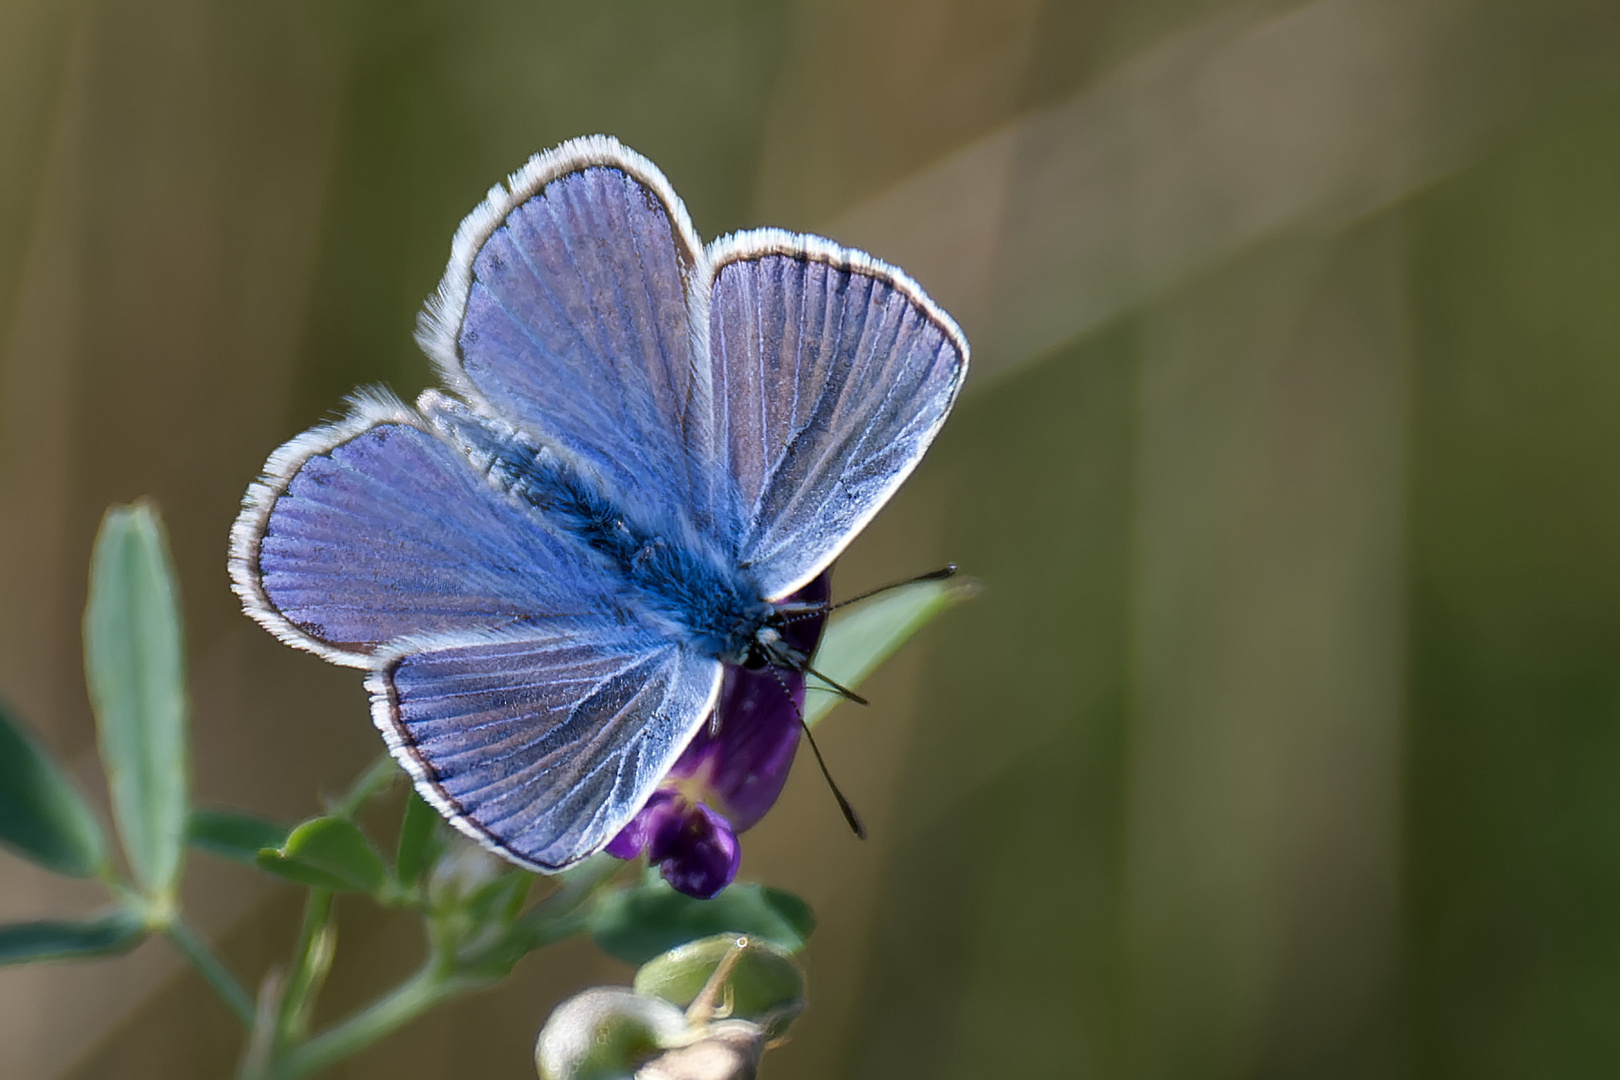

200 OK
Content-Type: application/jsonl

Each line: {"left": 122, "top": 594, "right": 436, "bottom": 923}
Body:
{"left": 231, "top": 392, "right": 622, "bottom": 667}
{"left": 417, "top": 138, "right": 730, "bottom": 540}
{"left": 706, "top": 232, "right": 968, "bottom": 599}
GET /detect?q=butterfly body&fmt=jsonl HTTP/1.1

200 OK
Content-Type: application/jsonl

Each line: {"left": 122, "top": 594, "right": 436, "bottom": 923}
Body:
{"left": 231, "top": 136, "right": 967, "bottom": 873}
{"left": 424, "top": 392, "right": 773, "bottom": 664}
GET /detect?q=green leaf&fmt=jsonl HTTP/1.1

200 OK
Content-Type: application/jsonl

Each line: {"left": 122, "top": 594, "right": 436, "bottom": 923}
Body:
{"left": 758, "top": 887, "right": 815, "bottom": 943}
{"left": 450, "top": 871, "right": 536, "bottom": 967}
{"left": 255, "top": 816, "right": 388, "bottom": 893}
{"left": 805, "top": 575, "right": 978, "bottom": 726}
{"left": 84, "top": 501, "right": 188, "bottom": 899}
{"left": 0, "top": 909, "right": 146, "bottom": 965}
{"left": 635, "top": 934, "right": 806, "bottom": 1038}
{"left": 188, "top": 809, "right": 288, "bottom": 865}
{"left": 464, "top": 869, "right": 532, "bottom": 926}
{"left": 588, "top": 879, "right": 815, "bottom": 965}
{"left": 478, "top": 855, "right": 621, "bottom": 970}
{"left": 395, "top": 789, "right": 443, "bottom": 886}
{"left": 0, "top": 698, "right": 107, "bottom": 877}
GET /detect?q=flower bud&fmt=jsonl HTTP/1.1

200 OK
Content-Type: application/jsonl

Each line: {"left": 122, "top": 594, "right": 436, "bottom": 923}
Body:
{"left": 634, "top": 935, "right": 804, "bottom": 1039}
{"left": 427, "top": 841, "right": 507, "bottom": 909}
{"left": 635, "top": 1020, "right": 766, "bottom": 1080}
{"left": 538, "top": 937, "right": 807, "bottom": 1079}
{"left": 535, "top": 987, "right": 688, "bottom": 1080}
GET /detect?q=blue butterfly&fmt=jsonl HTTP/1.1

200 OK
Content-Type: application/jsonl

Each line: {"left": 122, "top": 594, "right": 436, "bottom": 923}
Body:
{"left": 229, "top": 136, "right": 968, "bottom": 872}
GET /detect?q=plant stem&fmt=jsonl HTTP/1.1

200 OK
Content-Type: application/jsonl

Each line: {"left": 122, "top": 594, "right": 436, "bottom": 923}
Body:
{"left": 256, "top": 857, "right": 621, "bottom": 1077}
{"left": 494, "top": 854, "right": 621, "bottom": 960}
{"left": 332, "top": 754, "right": 398, "bottom": 818}
{"left": 275, "top": 889, "right": 334, "bottom": 1046}
{"left": 268, "top": 965, "right": 470, "bottom": 1080}
{"left": 167, "top": 917, "right": 255, "bottom": 1026}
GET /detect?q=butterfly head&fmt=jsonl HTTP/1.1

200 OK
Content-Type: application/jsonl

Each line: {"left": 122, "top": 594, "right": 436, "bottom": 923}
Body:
{"left": 737, "top": 623, "right": 805, "bottom": 673}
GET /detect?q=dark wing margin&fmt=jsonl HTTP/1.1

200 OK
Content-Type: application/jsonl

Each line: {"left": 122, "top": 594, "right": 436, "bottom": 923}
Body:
{"left": 704, "top": 229, "right": 969, "bottom": 599}
{"left": 415, "top": 135, "right": 730, "bottom": 539}
{"left": 368, "top": 627, "right": 722, "bottom": 871}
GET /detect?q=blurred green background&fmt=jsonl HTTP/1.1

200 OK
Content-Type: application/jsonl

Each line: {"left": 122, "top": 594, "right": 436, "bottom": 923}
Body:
{"left": 3, "top": 0, "right": 1619, "bottom": 1076}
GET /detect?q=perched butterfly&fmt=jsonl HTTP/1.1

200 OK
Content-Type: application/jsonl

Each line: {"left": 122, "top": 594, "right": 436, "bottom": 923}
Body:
{"left": 229, "top": 136, "right": 968, "bottom": 874}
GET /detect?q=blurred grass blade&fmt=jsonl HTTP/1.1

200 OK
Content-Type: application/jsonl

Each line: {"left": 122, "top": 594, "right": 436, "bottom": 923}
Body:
{"left": 84, "top": 501, "right": 188, "bottom": 901}
{"left": 0, "top": 909, "right": 146, "bottom": 965}
{"left": 0, "top": 698, "right": 107, "bottom": 877}
{"left": 256, "top": 816, "right": 388, "bottom": 893}
{"left": 189, "top": 809, "right": 289, "bottom": 866}
{"left": 805, "top": 575, "right": 978, "bottom": 726}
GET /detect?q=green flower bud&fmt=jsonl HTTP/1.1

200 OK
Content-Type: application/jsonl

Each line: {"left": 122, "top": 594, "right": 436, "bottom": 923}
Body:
{"left": 634, "top": 935, "right": 805, "bottom": 1039}
{"left": 427, "top": 842, "right": 507, "bottom": 909}
{"left": 535, "top": 987, "right": 688, "bottom": 1080}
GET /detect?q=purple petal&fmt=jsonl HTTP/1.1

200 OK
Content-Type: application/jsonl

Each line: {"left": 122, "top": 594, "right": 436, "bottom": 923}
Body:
{"left": 667, "top": 717, "right": 724, "bottom": 780}
{"left": 605, "top": 790, "right": 680, "bottom": 860}
{"left": 705, "top": 667, "right": 803, "bottom": 830}
{"left": 779, "top": 571, "right": 833, "bottom": 655}
{"left": 605, "top": 570, "right": 837, "bottom": 881}
{"left": 649, "top": 803, "right": 741, "bottom": 900}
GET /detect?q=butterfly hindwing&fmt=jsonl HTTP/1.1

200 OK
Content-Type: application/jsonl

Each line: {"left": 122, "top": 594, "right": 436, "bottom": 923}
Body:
{"left": 705, "top": 231, "right": 969, "bottom": 599}
{"left": 370, "top": 628, "right": 721, "bottom": 870}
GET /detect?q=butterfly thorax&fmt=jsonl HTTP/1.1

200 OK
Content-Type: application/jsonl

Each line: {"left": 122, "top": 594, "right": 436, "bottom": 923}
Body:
{"left": 428, "top": 395, "right": 776, "bottom": 663}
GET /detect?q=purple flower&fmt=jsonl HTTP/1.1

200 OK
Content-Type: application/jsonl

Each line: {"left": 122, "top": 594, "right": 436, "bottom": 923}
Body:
{"left": 606, "top": 572, "right": 832, "bottom": 898}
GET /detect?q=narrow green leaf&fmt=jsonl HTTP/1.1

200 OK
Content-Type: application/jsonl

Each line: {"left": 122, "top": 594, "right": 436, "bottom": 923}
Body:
{"left": 588, "top": 880, "right": 815, "bottom": 965}
{"left": 0, "top": 699, "right": 106, "bottom": 877}
{"left": 0, "top": 909, "right": 146, "bottom": 965}
{"left": 255, "top": 816, "right": 388, "bottom": 893}
{"left": 189, "top": 809, "right": 288, "bottom": 865}
{"left": 805, "top": 575, "right": 978, "bottom": 726}
{"left": 84, "top": 501, "right": 188, "bottom": 898}
{"left": 395, "top": 789, "right": 443, "bottom": 886}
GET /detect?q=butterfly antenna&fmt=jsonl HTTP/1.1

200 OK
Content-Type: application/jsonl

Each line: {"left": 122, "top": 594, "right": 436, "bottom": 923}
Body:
{"left": 801, "top": 718, "right": 867, "bottom": 840}
{"left": 803, "top": 664, "right": 869, "bottom": 706}
{"left": 779, "top": 564, "right": 959, "bottom": 626}
{"left": 768, "top": 667, "right": 867, "bottom": 840}
{"left": 832, "top": 563, "right": 957, "bottom": 611}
